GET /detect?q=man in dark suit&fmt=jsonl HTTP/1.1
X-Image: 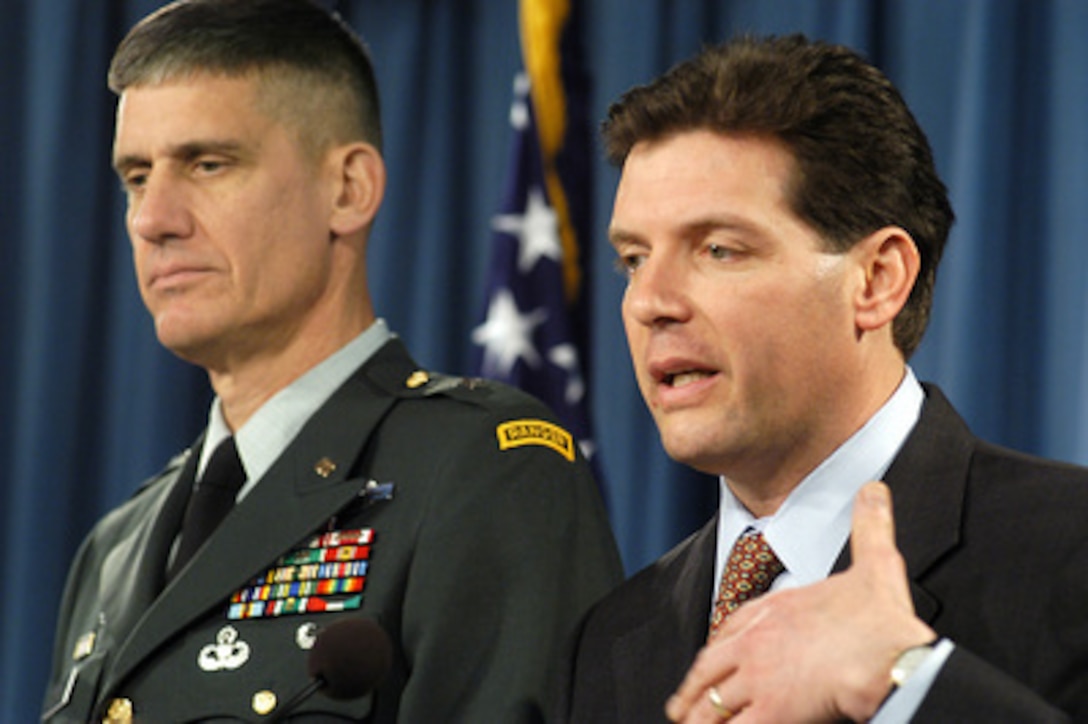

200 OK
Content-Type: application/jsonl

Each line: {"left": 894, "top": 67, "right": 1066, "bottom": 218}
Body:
{"left": 41, "top": 1, "right": 623, "bottom": 721}
{"left": 559, "top": 35, "right": 1088, "bottom": 722}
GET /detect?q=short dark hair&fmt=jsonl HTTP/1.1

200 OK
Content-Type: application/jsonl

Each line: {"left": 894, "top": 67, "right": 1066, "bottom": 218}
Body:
{"left": 602, "top": 35, "right": 954, "bottom": 359}
{"left": 109, "top": 0, "right": 382, "bottom": 154}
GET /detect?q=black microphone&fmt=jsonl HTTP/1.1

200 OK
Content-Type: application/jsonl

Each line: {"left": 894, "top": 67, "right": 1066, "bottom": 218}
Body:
{"left": 271, "top": 617, "right": 393, "bottom": 721}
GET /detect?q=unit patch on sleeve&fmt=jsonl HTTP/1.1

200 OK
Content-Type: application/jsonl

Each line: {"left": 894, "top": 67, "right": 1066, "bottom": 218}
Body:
{"left": 227, "top": 528, "right": 374, "bottom": 620}
{"left": 495, "top": 419, "right": 575, "bottom": 461}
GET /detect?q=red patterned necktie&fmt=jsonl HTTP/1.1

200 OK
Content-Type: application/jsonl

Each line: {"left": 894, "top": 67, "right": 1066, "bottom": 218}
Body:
{"left": 709, "top": 529, "right": 785, "bottom": 638}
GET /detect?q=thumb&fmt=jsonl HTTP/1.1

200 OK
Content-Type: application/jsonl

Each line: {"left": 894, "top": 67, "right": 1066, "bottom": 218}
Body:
{"left": 850, "top": 481, "right": 930, "bottom": 634}
{"left": 850, "top": 481, "right": 899, "bottom": 572}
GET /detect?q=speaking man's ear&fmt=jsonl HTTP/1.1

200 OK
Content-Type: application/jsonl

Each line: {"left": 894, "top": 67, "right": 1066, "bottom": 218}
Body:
{"left": 853, "top": 226, "right": 920, "bottom": 333}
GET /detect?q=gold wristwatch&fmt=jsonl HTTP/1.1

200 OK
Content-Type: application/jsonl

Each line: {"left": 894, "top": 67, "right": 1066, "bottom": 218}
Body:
{"left": 890, "top": 642, "right": 936, "bottom": 689}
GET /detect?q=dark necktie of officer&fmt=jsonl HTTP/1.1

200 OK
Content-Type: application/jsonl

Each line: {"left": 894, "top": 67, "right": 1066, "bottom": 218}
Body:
{"left": 168, "top": 436, "right": 247, "bottom": 581}
{"left": 708, "top": 528, "right": 785, "bottom": 638}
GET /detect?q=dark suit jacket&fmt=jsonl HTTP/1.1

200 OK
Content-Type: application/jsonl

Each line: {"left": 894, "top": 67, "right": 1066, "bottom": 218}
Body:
{"left": 43, "top": 338, "right": 624, "bottom": 722}
{"left": 558, "top": 385, "right": 1088, "bottom": 723}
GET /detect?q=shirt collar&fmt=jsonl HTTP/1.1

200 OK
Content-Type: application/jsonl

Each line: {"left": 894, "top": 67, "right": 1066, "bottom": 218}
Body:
{"left": 200, "top": 319, "right": 394, "bottom": 499}
{"left": 714, "top": 367, "right": 924, "bottom": 593}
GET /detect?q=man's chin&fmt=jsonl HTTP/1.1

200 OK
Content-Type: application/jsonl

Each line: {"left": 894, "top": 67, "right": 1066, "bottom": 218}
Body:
{"left": 659, "top": 433, "right": 725, "bottom": 475}
{"left": 154, "top": 318, "right": 221, "bottom": 366}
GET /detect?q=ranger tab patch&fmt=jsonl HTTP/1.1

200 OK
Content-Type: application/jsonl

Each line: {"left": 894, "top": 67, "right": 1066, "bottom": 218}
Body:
{"left": 496, "top": 419, "right": 575, "bottom": 462}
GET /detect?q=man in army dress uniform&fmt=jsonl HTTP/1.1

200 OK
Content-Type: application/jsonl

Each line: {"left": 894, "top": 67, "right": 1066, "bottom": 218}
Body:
{"left": 41, "top": 1, "right": 623, "bottom": 720}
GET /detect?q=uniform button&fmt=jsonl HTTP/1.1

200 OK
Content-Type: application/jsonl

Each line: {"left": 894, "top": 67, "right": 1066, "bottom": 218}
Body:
{"left": 314, "top": 457, "right": 337, "bottom": 478}
{"left": 252, "top": 689, "right": 278, "bottom": 716}
{"left": 103, "top": 697, "right": 133, "bottom": 723}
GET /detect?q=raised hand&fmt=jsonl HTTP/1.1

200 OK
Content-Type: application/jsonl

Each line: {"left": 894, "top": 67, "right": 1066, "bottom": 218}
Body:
{"left": 665, "top": 482, "right": 935, "bottom": 723}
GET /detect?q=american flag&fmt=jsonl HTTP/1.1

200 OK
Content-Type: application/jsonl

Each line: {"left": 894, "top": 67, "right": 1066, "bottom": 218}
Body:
{"left": 472, "top": 0, "right": 599, "bottom": 472}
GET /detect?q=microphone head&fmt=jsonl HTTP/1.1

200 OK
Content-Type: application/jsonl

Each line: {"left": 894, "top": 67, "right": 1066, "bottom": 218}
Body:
{"left": 306, "top": 617, "right": 393, "bottom": 700}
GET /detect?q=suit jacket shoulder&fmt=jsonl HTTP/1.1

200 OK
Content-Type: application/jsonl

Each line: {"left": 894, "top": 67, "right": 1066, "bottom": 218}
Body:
{"left": 880, "top": 384, "right": 1088, "bottom": 721}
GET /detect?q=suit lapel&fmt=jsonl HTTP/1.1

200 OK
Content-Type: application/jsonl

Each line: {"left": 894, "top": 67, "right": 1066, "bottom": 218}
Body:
{"left": 614, "top": 518, "right": 717, "bottom": 720}
{"left": 833, "top": 384, "right": 972, "bottom": 623}
{"left": 105, "top": 340, "right": 419, "bottom": 695}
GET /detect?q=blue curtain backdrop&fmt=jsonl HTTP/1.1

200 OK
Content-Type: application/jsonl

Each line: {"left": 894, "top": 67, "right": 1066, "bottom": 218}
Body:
{"left": 3, "top": 0, "right": 1088, "bottom": 718}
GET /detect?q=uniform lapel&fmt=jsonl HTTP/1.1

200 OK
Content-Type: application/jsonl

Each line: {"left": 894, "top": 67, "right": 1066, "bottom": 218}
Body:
{"left": 97, "top": 449, "right": 198, "bottom": 652}
{"left": 104, "top": 340, "right": 420, "bottom": 696}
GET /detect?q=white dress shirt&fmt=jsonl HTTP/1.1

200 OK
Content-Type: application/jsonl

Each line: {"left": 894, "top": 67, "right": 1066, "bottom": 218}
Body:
{"left": 712, "top": 367, "right": 952, "bottom": 721}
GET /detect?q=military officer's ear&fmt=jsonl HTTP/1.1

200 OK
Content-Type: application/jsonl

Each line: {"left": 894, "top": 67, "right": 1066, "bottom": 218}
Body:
{"left": 327, "top": 142, "right": 386, "bottom": 238}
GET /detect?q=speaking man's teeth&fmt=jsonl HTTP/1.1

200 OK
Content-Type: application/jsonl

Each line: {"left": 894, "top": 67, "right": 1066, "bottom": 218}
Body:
{"left": 670, "top": 371, "right": 711, "bottom": 388}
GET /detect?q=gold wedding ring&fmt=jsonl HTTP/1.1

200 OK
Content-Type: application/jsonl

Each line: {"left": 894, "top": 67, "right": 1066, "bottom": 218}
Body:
{"left": 707, "top": 685, "right": 733, "bottom": 719}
